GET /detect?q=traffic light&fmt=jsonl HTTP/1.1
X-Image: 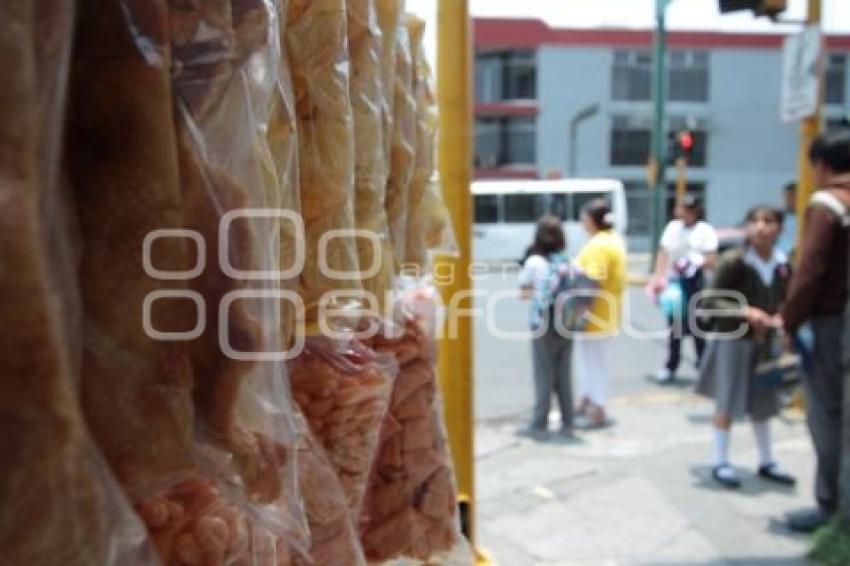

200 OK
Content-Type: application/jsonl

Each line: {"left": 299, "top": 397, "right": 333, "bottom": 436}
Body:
{"left": 678, "top": 131, "right": 694, "bottom": 160}
{"left": 719, "top": 0, "right": 786, "bottom": 17}
{"left": 666, "top": 130, "right": 695, "bottom": 164}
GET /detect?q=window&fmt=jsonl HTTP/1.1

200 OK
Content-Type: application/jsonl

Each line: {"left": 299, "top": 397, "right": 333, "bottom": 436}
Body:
{"left": 610, "top": 116, "right": 651, "bottom": 166}
{"left": 503, "top": 51, "right": 537, "bottom": 100}
{"left": 475, "top": 117, "right": 536, "bottom": 167}
{"left": 826, "top": 117, "right": 850, "bottom": 133}
{"left": 612, "top": 50, "right": 652, "bottom": 101}
{"left": 474, "top": 119, "right": 500, "bottom": 168}
{"left": 474, "top": 195, "right": 500, "bottom": 223}
{"left": 503, "top": 194, "right": 540, "bottom": 223}
{"left": 611, "top": 49, "right": 709, "bottom": 103}
{"left": 548, "top": 194, "right": 569, "bottom": 221}
{"left": 826, "top": 53, "right": 847, "bottom": 106}
{"left": 475, "top": 54, "right": 503, "bottom": 103}
{"left": 669, "top": 50, "right": 709, "bottom": 102}
{"left": 475, "top": 50, "right": 537, "bottom": 102}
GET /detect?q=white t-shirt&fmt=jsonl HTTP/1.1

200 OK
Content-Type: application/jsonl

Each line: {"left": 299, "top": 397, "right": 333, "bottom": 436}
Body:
{"left": 518, "top": 254, "right": 549, "bottom": 289}
{"left": 659, "top": 219, "right": 719, "bottom": 278}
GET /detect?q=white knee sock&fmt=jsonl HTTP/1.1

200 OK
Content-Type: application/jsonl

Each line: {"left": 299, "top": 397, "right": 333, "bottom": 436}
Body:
{"left": 752, "top": 420, "right": 773, "bottom": 467}
{"left": 713, "top": 427, "right": 731, "bottom": 467}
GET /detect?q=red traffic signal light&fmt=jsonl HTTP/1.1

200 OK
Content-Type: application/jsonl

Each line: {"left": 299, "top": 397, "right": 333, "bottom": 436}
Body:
{"left": 678, "top": 131, "right": 694, "bottom": 153}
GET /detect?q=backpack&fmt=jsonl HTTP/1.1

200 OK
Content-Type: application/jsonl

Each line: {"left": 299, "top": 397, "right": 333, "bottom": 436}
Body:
{"left": 550, "top": 263, "right": 599, "bottom": 333}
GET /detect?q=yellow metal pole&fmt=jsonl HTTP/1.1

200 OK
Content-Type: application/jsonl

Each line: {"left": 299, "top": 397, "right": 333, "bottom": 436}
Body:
{"left": 675, "top": 156, "right": 688, "bottom": 202}
{"left": 436, "top": 1, "right": 489, "bottom": 563}
{"left": 795, "top": 0, "right": 823, "bottom": 250}
{"left": 791, "top": 0, "right": 822, "bottom": 412}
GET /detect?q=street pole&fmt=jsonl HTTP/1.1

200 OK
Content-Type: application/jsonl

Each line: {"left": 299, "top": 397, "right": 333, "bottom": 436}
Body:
{"left": 795, "top": 0, "right": 822, "bottom": 250}
{"left": 675, "top": 156, "right": 688, "bottom": 201}
{"left": 650, "top": 0, "right": 672, "bottom": 269}
{"left": 568, "top": 103, "right": 600, "bottom": 178}
{"left": 436, "top": 1, "right": 489, "bottom": 563}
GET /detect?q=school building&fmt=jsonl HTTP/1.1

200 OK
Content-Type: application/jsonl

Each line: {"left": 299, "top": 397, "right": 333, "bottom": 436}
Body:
{"left": 473, "top": 17, "right": 850, "bottom": 249}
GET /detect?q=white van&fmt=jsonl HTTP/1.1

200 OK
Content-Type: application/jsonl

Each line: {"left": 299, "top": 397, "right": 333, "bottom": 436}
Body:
{"left": 472, "top": 178, "right": 628, "bottom": 263}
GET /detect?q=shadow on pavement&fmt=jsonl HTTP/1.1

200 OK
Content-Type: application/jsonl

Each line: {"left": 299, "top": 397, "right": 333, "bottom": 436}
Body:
{"left": 644, "top": 375, "right": 698, "bottom": 389}
{"left": 689, "top": 465, "right": 801, "bottom": 499}
{"left": 687, "top": 412, "right": 715, "bottom": 425}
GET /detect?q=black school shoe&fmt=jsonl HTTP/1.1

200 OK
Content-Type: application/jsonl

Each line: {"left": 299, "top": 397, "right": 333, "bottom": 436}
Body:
{"left": 712, "top": 464, "right": 741, "bottom": 489}
{"left": 758, "top": 463, "right": 796, "bottom": 486}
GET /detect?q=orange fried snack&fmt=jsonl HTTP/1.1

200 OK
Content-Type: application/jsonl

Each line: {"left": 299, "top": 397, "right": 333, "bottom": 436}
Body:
{"left": 360, "top": 313, "right": 460, "bottom": 562}
{"left": 0, "top": 0, "right": 154, "bottom": 562}
{"left": 136, "top": 478, "right": 296, "bottom": 566}
{"left": 288, "top": 337, "right": 396, "bottom": 517}
{"left": 291, "top": 413, "right": 366, "bottom": 565}
{"left": 169, "top": 0, "right": 299, "bottom": 510}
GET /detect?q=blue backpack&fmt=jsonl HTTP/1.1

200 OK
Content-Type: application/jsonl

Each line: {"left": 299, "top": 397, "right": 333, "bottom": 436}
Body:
{"left": 550, "top": 262, "right": 599, "bottom": 333}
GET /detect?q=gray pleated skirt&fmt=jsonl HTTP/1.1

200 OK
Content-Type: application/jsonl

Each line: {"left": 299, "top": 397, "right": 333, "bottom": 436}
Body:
{"left": 695, "top": 338, "right": 780, "bottom": 421}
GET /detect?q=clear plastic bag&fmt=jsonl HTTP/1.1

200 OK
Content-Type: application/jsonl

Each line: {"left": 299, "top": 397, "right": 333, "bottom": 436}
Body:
{"left": 65, "top": 0, "right": 307, "bottom": 562}
{"left": 67, "top": 0, "right": 204, "bottom": 534}
{"left": 288, "top": 336, "right": 397, "bottom": 519}
{"left": 169, "top": 0, "right": 306, "bottom": 546}
{"left": 402, "top": 14, "right": 437, "bottom": 269}
{"left": 268, "top": 0, "right": 302, "bottom": 348}
{"left": 375, "top": 0, "right": 403, "bottom": 178}
{"left": 360, "top": 281, "right": 464, "bottom": 563}
{"left": 413, "top": 181, "right": 459, "bottom": 264}
{"left": 291, "top": 411, "right": 367, "bottom": 565}
{"left": 348, "top": 0, "right": 394, "bottom": 309}
{"left": 385, "top": 8, "right": 417, "bottom": 273}
{"left": 0, "top": 1, "right": 156, "bottom": 563}
{"left": 285, "top": 0, "right": 361, "bottom": 315}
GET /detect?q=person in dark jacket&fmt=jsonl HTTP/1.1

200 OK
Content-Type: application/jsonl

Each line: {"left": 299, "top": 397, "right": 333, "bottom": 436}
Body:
{"left": 783, "top": 130, "right": 850, "bottom": 533}
{"left": 697, "top": 206, "right": 796, "bottom": 489}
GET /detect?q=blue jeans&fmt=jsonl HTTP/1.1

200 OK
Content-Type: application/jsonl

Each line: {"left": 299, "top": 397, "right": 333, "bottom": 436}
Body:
{"left": 666, "top": 271, "right": 706, "bottom": 373}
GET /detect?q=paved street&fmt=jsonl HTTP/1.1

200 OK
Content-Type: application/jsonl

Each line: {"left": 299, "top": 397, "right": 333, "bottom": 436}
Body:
{"left": 472, "top": 269, "right": 817, "bottom": 565}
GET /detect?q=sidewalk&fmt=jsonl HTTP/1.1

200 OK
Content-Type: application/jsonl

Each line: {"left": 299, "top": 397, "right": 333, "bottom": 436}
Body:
{"left": 475, "top": 388, "right": 817, "bottom": 565}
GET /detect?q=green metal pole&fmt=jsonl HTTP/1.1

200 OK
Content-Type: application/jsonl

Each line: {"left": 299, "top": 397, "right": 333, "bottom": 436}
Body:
{"left": 650, "top": 0, "right": 670, "bottom": 268}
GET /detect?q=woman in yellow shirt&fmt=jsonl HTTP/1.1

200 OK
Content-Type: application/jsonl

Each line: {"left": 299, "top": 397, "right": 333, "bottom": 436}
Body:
{"left": 573, "top": 199, "right": 627, "bottom": 428}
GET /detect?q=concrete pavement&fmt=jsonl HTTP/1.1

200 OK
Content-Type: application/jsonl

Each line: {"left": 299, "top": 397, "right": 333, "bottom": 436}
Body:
{"left": 472, "top": 270, "right": 819, "bottom": 565}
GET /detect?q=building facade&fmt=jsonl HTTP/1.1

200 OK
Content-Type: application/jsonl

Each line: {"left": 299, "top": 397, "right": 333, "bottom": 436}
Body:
{"left": 473, "top": 18, "right": 850, "bottom": 248}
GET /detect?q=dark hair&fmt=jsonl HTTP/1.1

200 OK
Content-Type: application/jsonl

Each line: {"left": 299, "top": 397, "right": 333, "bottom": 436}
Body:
{"left": 678, "top": 194, "right": 705, "bottom": 221}
{"left": 784, "top": 182, "right": 797, "bottom": 194}
{"left": 744, "top": 205, "right": 784, "bottom": 228}
{"left": 809, "top": 130, "right": 850, "bottom": 174}
{"left": 582, "top": 198, "right": 614, "bottom": 231}
{"left": 523, "top": 214, "right": 566, "bottom": 262}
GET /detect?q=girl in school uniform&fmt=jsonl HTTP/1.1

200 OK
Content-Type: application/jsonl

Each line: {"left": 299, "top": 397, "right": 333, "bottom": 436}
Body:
{"left": 517, "top": 215, "right": 574, "bottom": 441}
{"left": 696, "top": 205, "right": 797, "bottom": 489}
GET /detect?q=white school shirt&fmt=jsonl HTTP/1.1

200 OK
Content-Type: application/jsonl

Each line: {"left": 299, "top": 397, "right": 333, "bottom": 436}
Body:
{"left": 743, "top": 247, "right": 787, "bottom": 287}
{"left": 519, "top": 253, "right": 567, "bottom": 329}
{"left": 518, "top": 254, "right": 549, "bottom": 290}
{"left": 659, "top": 219, "right": 719, "bottom": 278}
